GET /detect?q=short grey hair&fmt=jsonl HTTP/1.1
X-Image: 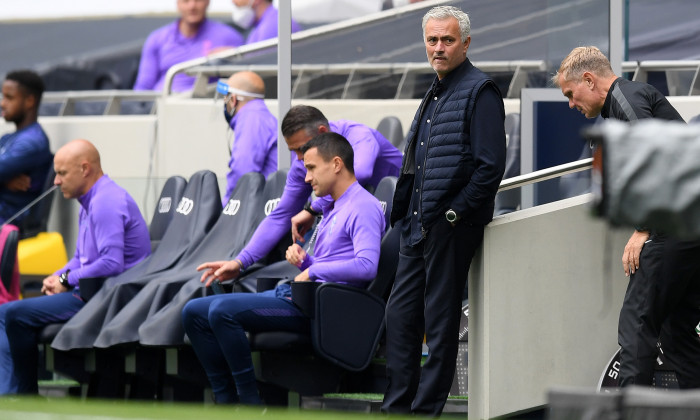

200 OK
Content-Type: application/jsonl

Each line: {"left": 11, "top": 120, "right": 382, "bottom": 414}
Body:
{"left": 422, "top": 5, "right": 471, "bottom": 43}
{"left": 551, "top": 46, "right": 615, "bottom": 87}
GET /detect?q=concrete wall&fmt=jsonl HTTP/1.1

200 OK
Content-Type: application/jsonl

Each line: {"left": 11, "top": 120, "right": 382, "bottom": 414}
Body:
{"left": 469, "top": 194, "right": 631, "bottom": 419}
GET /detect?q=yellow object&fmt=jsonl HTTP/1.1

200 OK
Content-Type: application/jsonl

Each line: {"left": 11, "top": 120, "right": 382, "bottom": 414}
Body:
{"left": 17, "top": 232, "right": 68, "bottom": 275}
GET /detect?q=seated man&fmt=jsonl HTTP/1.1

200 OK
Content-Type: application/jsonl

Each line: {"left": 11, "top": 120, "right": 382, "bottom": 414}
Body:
{"left": 231, "top": 0, "right": 302, "bottom": 44}
{"left": 218, "top": 71, "right": 277, "bottom": 204}
{"left": 0, "top": 70, "right": 53, "bottom": 224}
{"left": 196, "top": 104, "right": 402, "bottom": 282}
{"left": 0, "top": 139, "right": 151, "bottom": 395}
{"left": 184, "top": 132, "right": 385, "bottom": 404}
{"left": 133, "top": 0, "right": 244, "bottom": 92}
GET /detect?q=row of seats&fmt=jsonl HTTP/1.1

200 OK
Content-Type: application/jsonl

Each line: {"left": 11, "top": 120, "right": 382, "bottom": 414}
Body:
{"left": 41, "top": 168, "right": 399, "bottom": 401}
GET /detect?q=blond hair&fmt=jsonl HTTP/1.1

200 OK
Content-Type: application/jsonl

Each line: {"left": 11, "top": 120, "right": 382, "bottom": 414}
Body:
{"left": 551, "top": 46, "right": 615, "bottom": 87}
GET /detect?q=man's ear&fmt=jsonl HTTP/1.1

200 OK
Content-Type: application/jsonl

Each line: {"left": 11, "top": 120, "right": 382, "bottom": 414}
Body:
{"left": 582, "top": 72, "right": 595, "bottom": 89}
{"left": 317, "top": 125, "right": 329, "bottom": 134}
{"left": 332, "top": 156, "right": 343, "bottom": 173}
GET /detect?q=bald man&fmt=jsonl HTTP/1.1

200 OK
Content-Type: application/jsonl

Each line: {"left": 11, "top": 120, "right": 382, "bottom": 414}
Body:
{"left": 218, "top": 71, "right": 277, "bottom": 204}
{"left": 0, "top": 139, "right": 151, "bottom": 395}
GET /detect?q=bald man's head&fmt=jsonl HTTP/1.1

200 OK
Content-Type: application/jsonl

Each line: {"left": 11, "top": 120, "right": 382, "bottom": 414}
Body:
{"left": 227, "top": 71, "right": 265, "bottom": 98}
{"left": 54, "top": 139, "right": 104, "bottom": 199}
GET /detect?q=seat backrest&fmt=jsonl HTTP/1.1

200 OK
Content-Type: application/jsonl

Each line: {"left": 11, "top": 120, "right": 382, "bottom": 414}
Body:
{"left": 148, "top": 175, "right": 187, "bottom": 250}
{"left": 689, "top": 113, "right": 700, "bottom": 124}
{"left": 19, "top": 166, "right": 57, "bottom": 239}
{"left": 366, "top": 176, "right": 399, "bottom": 299}
{"left": 255, "top": 169, "right": 291, "bottom": 264}
{"left": 176, "top": 171, "right": 266, "bottom": 267}
{"left": 494, "top": 113, "right": 521, "bottom": 216}
{"left": 0, "top": 224, "right": 20, "bottom": 304}
{"left": 141, "top": 170, "right": 222, "bottom": 274}
{"left": 376, "top": 116, "right": 404, "bottom": 149}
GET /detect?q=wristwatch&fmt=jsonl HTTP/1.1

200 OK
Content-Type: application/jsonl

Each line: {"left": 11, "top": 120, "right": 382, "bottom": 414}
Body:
{"left": 59, "top": 270, "right": 72, "bottom": 289}
{"left": 445, "top": 209, "right": 460, "bottom": 224}
{"left": 303, "top": 202, "right": 320, "bottom": 217}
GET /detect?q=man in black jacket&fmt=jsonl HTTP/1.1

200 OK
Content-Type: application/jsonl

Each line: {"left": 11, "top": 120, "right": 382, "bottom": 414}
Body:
{"left": 553, "top": 46, "right": 700, "bottom": 389}
{"left": 381, "top": 5, "right": 506, "bottom": 416}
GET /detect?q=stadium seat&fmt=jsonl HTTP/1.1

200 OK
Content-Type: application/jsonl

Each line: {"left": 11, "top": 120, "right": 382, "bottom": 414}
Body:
{"left": 494, "top": 113, "right": 521, "bottom": 216}
{"left": 148, "top": 175, "right": 187, "bottom": 251}
{"left": 51, "top": 170, "right": 222, "bottom": 351}
{"left": 0, "top": 224, "right": 20, "bottom": 304}
{"left": 547, "top": 386, "right": 622, "bottom": 420}
{"left": 18, "top": 166, "right": 57, "bottom": 240}
{"left": 92, "top": 172, "right": 266, "bottom": 349}
{"left": 376, "top": 116, "right": 404, "bottom": 149}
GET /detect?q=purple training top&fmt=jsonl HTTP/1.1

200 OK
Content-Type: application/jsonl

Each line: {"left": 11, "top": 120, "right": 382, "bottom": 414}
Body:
{"left": 245, "top": 5, "right": 302, "bottom": 45}
{"left": 235, "top": 119, "right": 402, "bottom": 269}
{"left": 300, "top": 182, "right": 385, "bottom": 286}
{"left": 223, "top": 99, "right": 278, "bottom": 204}
{"left": 55, "top": 175, "right": 151, "bottom": 287}
{"left": 133, "top": 19, "right": 244, "bottom": 92}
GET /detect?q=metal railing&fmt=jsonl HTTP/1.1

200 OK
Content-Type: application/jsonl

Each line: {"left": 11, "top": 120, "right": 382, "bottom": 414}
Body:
{"left": 498, "top": 158, "right": 593, "bottom": 192}
{"left": 41, "top": 90, "right": 159, "bottom": 116}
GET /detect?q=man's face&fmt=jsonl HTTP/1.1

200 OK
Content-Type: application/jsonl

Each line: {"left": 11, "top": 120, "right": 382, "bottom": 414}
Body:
{"left": 558, "top": 74, "right": 603, "bottom": 119}
{"left": 303, "top": 147, "right": 335, "bottom": 197}
{"left": 424, "top": 17, "right": 470, "bottom": 80}
{"left": 1, "top": 80, "right": 30, "bottom": 124}
{"left": 285, "top": 126, "right": 326, "bottom": 160}
{"left": 177, "top": 0, "right": 209, "bottom": 26}
{"left": 54, "top": 154, "right": 85, "bottom": 199}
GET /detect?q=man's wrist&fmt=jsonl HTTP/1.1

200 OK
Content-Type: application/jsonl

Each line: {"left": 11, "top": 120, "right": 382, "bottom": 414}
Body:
{"left": 445, "top": 209, "right": 461, "bottom": 224}
{"left": 303, "top": 202, "right": 320, "bottom": 217}
{"left": 234, "top": 258, "right": 245, "bottom": 271}
{"left": 59, "top": 270, "right": 73, "bottom": 289}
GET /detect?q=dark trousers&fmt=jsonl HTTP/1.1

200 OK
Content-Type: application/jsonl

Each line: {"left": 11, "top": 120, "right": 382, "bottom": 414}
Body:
{"left": 618, "top": 236, "right": 700, "bottom": 389}
{"left": 382, "top": 218, "right": 484, "bottom": 416}
{"left": 0, "top": 291, "right": 85, "bottom": 394}
{"left": 181, "top": 285, "right": 309, "bottom": 403}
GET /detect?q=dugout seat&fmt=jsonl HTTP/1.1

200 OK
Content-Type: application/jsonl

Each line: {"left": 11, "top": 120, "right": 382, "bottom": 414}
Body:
{"left": 494, "top": 113, "right": 521, "bottom": 216}
{"left": 0, "top": 224, "right": 20, "bottom": 304}
{"left": 92, "top": 172, "right": 266, "bottom": 349}
{"left": 376, "top": 116, "right": 404, "bottom": 149}
{"left": 18, "top": 166, "right": 57, "bottom": 240}
{"left": 148, "top": 175, "right": 187, "bottom": 251}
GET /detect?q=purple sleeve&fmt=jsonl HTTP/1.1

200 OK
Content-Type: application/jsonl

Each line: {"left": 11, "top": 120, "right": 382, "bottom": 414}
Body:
{"left": 308, "top": 201, "right": 384, "bottom": 285}
{"left": 339, "top": 123, "right": 381, "bottom": 186}
{"left": 65, "top": 200, "right": 130, "bottom": 285}
{"left": 236, "top": 159, "right": 311, "bottom": 267}
{"left": 133, "top": 31, "right": 160, "bottom": 91}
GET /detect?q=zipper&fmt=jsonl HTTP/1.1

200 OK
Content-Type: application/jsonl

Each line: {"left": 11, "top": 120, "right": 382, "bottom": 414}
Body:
{"left": 418, "top": 93, "right": 444, "bottom": 234}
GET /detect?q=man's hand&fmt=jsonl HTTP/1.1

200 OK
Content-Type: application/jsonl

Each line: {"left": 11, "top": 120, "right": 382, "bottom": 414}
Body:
{"left": 291, "top": 209, "right": 315, "bottom": 243}
{"left": 294, "top": 268, "right": 311, "bottom": 282}
{"left": 5, "top": 174, "right": 31, "bottom": 192}
{"left": 286, "top": 243, "right": 307, "bottom": 268}
{"left": 41, "top": 275, "right": 67, "bottom": 295}
{"left": 622, "top": 230, "right": 650, "bottom": 276}
{"left": 196, "top": 260, "right": 242, "bottom": 287}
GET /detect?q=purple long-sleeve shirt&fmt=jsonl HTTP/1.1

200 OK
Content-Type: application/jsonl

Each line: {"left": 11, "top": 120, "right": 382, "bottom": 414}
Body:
{"left": 133, "top": 19, "right": 244, "bottom": 92}
{"left": 245, "top": 5, "right": 302, "bottom": 45}
{"left": 54, "top": 175, "right": 151, "bottom": 287}
{"left": 223, "top": 99, "right": 278, "bottom": 204}
{"left": 236, "top": 119, "right": 401, "bottom": 268}
{"left": 299, "top": 182, "right": 385, "bottom": 286}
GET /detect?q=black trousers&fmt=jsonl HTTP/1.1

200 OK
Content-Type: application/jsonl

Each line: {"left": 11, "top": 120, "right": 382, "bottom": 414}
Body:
{"left": 618, "top": 235, "right": 700, "bottom": 389}
{"left": 382, "top": 218, "right": 484, "bottom": 416}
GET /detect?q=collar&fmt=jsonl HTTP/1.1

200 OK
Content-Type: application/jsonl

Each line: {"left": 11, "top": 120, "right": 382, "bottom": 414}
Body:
{"left": 430, "top": 57, "right": 472, "bottom": 95}
{"left": 173, "top": 18, "right": 208, "bottom": 42}
{"left": 601, "top": 77, "right": 623, "bottom": 119}
{"left": 77, "top": 175, "right": 108, "bottom": 211}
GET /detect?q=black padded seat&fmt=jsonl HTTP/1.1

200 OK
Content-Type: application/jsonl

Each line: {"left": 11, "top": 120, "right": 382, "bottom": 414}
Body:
{"left": 376, "top": 116, "right": 404, "bottom": 149}
{"left": 137, "top": 170, "right": 290, "bottom": 347}
{"left": 149, "top": 175, "right": 187, "bottom": 251}
{"left": 1, "top": 225, "right": 19, "bottom": 296}
{"left": 51, "top": 170, "right": 222, "bottom": 351}
{"left": 94, "top": 172, "right": 267, "bottom": 348}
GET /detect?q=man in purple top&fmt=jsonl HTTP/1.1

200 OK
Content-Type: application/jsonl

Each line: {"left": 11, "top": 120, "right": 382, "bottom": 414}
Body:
{"left": 196, "top": 105, "right": 401, "bottom": 287}
{"left": 183, "top": 132, "right": 385, "bottom": 404}
{"left": 231, "top": 0, "right": 302, "bottom": 44}
{"left": 0, "top": 139, "right": 151, "bottom": 395}
{"left": 133, "top": 0, "right": 244, "bottom": 92}
{"left": 219, "top": 71, "right": 277, "bottom": 204}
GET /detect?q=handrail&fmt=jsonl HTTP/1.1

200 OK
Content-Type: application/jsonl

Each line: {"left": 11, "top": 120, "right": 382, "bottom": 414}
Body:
{"left": 498, "top": 158, "right": 593, "bottom": 192}
{"left": 42, "top": 90, "right": 159, "bottom": 116}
